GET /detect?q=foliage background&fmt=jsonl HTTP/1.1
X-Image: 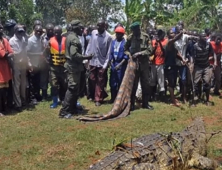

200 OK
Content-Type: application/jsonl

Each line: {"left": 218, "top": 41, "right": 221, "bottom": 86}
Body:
{"left": 1, "top": 0, "right": 222, "bottom": 33}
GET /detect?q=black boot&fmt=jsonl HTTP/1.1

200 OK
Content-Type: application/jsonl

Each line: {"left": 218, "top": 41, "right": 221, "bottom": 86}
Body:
{"left": 130, "top": 95, "right": 136, "bottom": 111}
{"left": 150, "top": 86, "right": 157, "bottom": 102}
{"left": 42, "top": 89, "right": 48, "bottom": 101}
{"left": 159, "top": 91, "right": 166, "bottom": 102}
{"left": 110, "top": 89, "right": 117, "bottom": 103}
{"left": 142, "top": 94, "right": 154, "bottom": 110}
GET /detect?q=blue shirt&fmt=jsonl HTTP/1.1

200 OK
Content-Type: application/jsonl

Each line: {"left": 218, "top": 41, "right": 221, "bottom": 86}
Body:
{"left": 186, "top": 40, "right": 195, "bottom": 60}
{"left": 109, "top": 39, "right": 128, "bottom": 69}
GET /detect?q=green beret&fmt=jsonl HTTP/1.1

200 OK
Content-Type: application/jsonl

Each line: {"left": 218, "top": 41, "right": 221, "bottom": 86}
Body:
{"left": 70, "top": 20, "right": 81, "bottom": 28}
{"left": 130, "top": 21, "right": 140, "bottom": 28}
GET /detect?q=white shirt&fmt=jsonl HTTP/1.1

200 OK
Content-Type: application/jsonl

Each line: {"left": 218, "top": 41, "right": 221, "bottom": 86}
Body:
{"left": 86, "top": 30, "right": 112, "bottom": 69}
{"left": 9, "top": 35, "right": 27, "bottom": 63}
{"left": 78, "top": 35, "right": 87, "bottom": 64}
{"left": 78, "top": 35, "right": 85, "bottom": 55}
{"left": 174, "top": 34, "right": 191, "bottom": 60}
{"left": 27, "top": 35, "right": 43, "bottom": 67}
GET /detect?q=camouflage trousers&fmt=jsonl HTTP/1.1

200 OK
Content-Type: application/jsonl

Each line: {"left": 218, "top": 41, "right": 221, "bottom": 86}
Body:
{"left": 50, "top": 65, "right": 67, "bottom": 101}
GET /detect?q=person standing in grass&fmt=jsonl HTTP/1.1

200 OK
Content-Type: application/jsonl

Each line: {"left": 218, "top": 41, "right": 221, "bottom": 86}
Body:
{"left": 59, "top": 20, "right": 92, "bottom": 119}
{"left": 209, "top": 33, "right": 222, "bottom": 96}
{"left": 45, "top": 25, "right": 67, "bottom": 109}
{"left": 9, "top": 25, "right": 31, "bottom": 112}
{"left": 4, "top": 19, "right": 17, "bottom": 110}
{"left": 164, "top": 28, "right": 183, "bottom": 107}
{"left": 109, "top": 26, "right": 128, "bottom": 103}
{"left": 86, "top": 19, "right": 112, "bottom": 107}
{"left": 0, "top": 23, "right": 13, "bottom": 116}
{"left": 27, "top": 25, "right": 44, "bottom": 104}
{"left": 150, "top": 29, "right": 168, "bottom": 102}
{"left": 124, "top": 21, "right": 153, "bottom": 111}
{"left": 192, "top": 31, "right": 216, "bottom": 106}
{"left": 41, "top": 23, "right": 55, "bottom": 101}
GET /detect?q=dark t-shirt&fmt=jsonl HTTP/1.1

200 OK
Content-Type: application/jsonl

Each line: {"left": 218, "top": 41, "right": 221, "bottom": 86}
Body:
{"left": 165, "top": 41, "right": 178, "bottom": 67}
{"left": 186, "top": 40, "right": 195, "bottom": 60}
{"left": 192, "top": 42, "right": 213, "bottom": 68}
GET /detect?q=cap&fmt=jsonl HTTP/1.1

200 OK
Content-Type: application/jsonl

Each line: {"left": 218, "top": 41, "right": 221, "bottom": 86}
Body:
{"left": 157, "top": 29, "right": 163, "bottom": 35}
{"left": 199, "top": 30, "right": 206, "bottom": 37}
{"left": 14, "top": 25, "right": 25, "bottom": 32}
{"left": 130, "top": 21, "right": 140, "bottom": 29}
{"left": 17, "top": 27, "right": 24, "bottom": 32}
{"left": 5, "top": 19, "right": 17, "bottom": 28}
{"left": 115, "top": 26, "right": 125, "bottom": 34}
{"left": 70, "top": 20, "right": 81, "bottom": 28}
{"left": 34, "top": 20, "right": 42, "bottom": 26}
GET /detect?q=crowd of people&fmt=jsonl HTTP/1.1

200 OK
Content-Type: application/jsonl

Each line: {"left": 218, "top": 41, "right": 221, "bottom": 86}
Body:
{"left": 0, "top": 18, "right": 221, "bottom": 119}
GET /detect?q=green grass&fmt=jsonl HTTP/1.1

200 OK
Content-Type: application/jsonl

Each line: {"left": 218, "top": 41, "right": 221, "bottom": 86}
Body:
{"left": 1, "top": 95, "right": 222, "bottom": 170}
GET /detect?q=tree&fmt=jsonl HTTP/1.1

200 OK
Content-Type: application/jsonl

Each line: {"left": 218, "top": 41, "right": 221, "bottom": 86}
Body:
{"left": 35, "top": 0, "right": 72, "bottom": 25}
{"left": 0, "top": 0, "right": 10, "bottom": 24}
{"left": 167, "top": 0, "right": 222, "bottom": 30}
{"left": 0, "top": 0, "right": 42, "bottom": 32}
{"left": 66, "top": 0, "right": 98, "bottom": 25}
{"left": 96, "top": 0, "right": 123, "bottom": 24}
{"left": 124, "top": 0, "right": 222, "bottom": 32}
{"left": 66, "top": 0, "right": 123, "bottom": 27}
{"left": 124, "top": 0, "right": 144, "bottom": 32}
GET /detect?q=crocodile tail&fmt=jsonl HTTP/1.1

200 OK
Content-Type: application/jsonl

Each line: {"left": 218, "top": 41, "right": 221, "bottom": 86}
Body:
{"left": 77, "top": 58, "right": 136, "bottom": 122}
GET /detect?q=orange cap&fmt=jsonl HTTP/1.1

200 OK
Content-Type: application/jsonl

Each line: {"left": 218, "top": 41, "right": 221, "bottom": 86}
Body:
{"left": 115, "top": 26, "right": 125, "bottom": 34}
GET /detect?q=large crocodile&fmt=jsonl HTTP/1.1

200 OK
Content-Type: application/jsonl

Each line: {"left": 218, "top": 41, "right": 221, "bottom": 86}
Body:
{"left": 88, "top": 117, "right": 218, "bottom": 170}
{"left": 77, "top": 53, "right": 136, "bottom": 122}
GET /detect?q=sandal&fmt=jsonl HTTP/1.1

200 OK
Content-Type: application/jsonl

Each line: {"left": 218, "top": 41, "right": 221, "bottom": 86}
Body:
{"left": 170, "top": 102, "right": 181, "bottom": 107}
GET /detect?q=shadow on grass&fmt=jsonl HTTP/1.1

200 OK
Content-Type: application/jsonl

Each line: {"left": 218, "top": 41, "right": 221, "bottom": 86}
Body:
{"left": 4, "top": 104, "right": 36, "bottom": 116}
{"left": 87, "top": 111, "right": 99, "bottom": 115}
{"left": 79, "top": 109, "right": 90, "bottom": 115}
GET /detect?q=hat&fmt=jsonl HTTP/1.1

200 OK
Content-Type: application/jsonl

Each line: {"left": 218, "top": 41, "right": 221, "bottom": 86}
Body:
{"left": 5, "top": 19, "right": 17, "bottom": 28}
{"left": 157, "top": 29, "right": 163, "bottom": 34}
{"left": 15, "top": 25, "right": 25, "bottom": 32}
{"left": 70, "top": 20, "right": 81, "bottom": 28}
{"left": 34, "top": 20, "right": 42, "bottom": 26}
{"left": 130, "top": 21, "right": 140, "bottom": 29}
{"left": 17, "top": 27, "right": 25, "bottom": 32}
{"left": 115, "top": 26, "right": 125, "bottom": 34}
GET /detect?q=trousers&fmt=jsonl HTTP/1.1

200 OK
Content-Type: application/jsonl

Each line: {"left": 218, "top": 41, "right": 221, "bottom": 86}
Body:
{"left": 131, "top": 64, "right": 150, "bottom": 106}
{"left": 88, "top": 66, "right": 108, "bottom": 102}
{"left": 50, "top": 65, "right": 67, "bottom": 100}
{"left": 12, "top": 62, "right": 27, "bottom": 107}
{"left": 59, "top": 71, "right": 81, "bottom": 116}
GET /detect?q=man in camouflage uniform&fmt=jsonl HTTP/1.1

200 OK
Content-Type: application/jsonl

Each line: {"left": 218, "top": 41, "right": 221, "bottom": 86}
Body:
{"left": 124, "top": 22, "right": 154, "bottom": 111}
{"left": 59, "top": 20, "right": 92, "bottom": 119}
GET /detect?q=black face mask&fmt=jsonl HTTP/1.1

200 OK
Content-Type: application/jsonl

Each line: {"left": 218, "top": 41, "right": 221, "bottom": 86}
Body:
{"left": 200, "top": 37, "right": 206, "bottom": 42}
{"left": 0, "top": 32, "right": 3, "bottom": 36}
{"left": 55, "top": 35, "right": 62, "bottom": 40}
{"left": 47, "top": 32, "right": 54, "bottom": 38}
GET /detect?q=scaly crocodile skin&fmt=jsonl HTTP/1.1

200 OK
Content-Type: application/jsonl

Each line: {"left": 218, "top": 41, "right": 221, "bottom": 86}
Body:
{"left": 88, "top": 117, "right": 217, "bottom": 170}
{"left": 77, "top": 54, "right": 136, "bottom": 122}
